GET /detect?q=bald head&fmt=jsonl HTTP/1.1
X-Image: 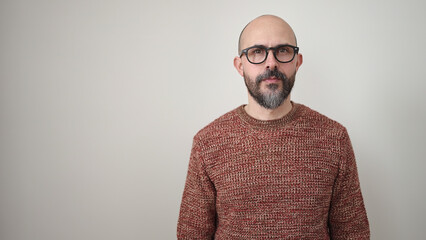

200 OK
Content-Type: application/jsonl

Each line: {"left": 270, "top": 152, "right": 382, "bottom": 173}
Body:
{"left": 238, "top": 15, "right": 297, "bottom": 54}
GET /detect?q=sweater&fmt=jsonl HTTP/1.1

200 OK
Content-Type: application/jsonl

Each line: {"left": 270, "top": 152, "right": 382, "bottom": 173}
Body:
{"left": 177, "top": 102, "right": 370, "bottom": 239}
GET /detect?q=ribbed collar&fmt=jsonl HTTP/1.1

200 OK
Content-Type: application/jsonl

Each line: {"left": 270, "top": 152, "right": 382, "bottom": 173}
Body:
{"left": 236, "top": 102, "right": 301, "bottom": 129}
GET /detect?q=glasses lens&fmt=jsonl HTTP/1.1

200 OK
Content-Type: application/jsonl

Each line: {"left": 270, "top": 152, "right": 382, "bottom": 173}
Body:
{"left": 247, "top": 47, "right": 266, "bottom": 63}
{"left": 275, "top": 46, "right": 295, "bottom": 62}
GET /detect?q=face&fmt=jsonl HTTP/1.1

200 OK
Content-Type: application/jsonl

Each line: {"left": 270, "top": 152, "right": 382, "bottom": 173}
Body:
{"left": 234, "top": 16, "right": 303, "bottom": 109}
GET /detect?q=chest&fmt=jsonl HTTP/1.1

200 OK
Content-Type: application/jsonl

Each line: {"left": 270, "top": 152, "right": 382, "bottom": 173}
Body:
{"left": 203, "top": 130, "right": 340, "bottom": 208}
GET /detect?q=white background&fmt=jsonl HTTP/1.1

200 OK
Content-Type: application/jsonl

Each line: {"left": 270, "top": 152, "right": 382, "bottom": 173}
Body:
{"left": 1, "top": 0, "right": 425, "bottom": 239}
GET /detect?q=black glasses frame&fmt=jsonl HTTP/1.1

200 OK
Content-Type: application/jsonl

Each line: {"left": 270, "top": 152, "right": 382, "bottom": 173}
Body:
{"left": 239, "top": 44, "right": 299, "bottom": 64}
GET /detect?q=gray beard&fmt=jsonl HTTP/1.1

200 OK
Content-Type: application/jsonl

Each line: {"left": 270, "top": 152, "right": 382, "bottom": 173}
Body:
{"left": 244, "top": 69, "right": 295, "bottom": 109}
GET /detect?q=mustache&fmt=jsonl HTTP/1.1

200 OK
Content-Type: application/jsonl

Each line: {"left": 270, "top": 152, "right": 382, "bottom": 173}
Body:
{"left": 255, "top": 69, "right": 287, "bottom": 84}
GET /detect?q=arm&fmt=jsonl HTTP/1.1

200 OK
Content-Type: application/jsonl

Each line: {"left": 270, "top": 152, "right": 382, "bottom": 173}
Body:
{"left": 328, "top": 129, "right": 370, "bottom": 239}
{"left": 177, "top": 138, "right": 216, "bottom": 239}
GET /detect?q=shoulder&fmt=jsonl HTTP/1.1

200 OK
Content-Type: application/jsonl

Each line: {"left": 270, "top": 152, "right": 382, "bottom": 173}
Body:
{"left": 295, "top": 103, "right": 348, "bottom": 138}
{"left": 294, "top": 103, "right": 353, "bottom": 159}
{"left": 193, "top": 106, "right": 243, "bottom": 143}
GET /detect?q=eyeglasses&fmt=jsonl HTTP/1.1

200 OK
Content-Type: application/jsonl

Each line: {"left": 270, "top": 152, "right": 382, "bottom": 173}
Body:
{"left": 240, "top": 44, "right": 299, "bottom": 64}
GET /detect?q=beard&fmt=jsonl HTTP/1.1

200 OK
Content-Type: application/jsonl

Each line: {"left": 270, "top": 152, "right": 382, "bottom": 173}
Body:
{"left": 244, "top": 68, "right": 295, "bottom": 109}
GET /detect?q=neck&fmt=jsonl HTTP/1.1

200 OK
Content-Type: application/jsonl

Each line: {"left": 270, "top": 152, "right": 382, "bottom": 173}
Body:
{"left": 245, "top": 94, "right": 293, "bottom": 121}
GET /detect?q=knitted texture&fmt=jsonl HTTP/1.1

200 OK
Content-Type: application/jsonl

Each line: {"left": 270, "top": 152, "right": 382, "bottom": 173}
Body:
{"left": 177, "top": 103, "right": 370, "bottom": 239}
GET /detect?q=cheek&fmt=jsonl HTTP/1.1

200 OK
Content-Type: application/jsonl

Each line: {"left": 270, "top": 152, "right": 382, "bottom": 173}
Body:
{"left": 280, "top": 64, "right": 298, "bottom": 76}
{"left": 242, "top": 64, "right": 263, "bottom": 78}
{"left": 244, "top": 71, "right": 262, "bottom": 84}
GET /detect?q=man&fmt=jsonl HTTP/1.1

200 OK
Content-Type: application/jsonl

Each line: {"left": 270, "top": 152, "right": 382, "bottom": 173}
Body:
{"left": 177, "top": 15, "right": 369, "bottom": 239}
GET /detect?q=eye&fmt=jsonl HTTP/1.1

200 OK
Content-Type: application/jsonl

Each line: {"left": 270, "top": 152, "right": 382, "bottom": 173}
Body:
{"left": 278, "top": 46, "right": 290, "bottom": 53}
{"left": 246, "top": 47, "right": 267, "bottom": 63}
{"left": 252, "top": 48, "right": 264, "bottom": 54}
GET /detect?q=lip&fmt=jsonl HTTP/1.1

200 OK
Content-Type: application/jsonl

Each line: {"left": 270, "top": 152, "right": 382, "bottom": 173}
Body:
{"left": 263, "top": 78, "right": 281, "bottom": 83}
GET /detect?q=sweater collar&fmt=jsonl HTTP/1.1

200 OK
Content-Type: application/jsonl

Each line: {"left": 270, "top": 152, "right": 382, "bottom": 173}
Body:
{"left": 236, "top": 102, "right": 301, "bottom": 129}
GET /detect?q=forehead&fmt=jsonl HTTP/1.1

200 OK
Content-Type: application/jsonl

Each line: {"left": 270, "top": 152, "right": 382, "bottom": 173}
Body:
{"left": 240, "top": 17, "right": 296, "bottom": 49}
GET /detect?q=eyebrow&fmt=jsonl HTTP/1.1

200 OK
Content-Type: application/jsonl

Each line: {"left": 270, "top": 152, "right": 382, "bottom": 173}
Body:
{"left": 248, "top": 44, "right": 294, "bottom": 49}
{"left": 251, "top": 44, "right": 267, "bottom": 48}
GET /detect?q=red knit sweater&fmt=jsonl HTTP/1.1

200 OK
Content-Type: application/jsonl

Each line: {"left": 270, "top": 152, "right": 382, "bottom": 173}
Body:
{"left": 177, "top": 103, "right": 370, "bottom": 239}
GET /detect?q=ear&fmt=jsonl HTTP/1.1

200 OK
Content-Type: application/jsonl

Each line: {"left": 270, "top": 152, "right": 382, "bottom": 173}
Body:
{"left": 295, "top": 53, "right": 303, "bottom": 72}
{"left": 233, "top": 56, "right": 244, "bottom": 77}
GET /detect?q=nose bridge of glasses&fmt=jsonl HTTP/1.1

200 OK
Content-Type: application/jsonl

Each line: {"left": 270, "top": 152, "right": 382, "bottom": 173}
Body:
{"left": 265, "top": 47, "right": 279, "bottom": 62}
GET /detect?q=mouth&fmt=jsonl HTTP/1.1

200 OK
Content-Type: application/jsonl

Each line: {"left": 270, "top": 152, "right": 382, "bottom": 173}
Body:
{"left": 262, "top": 77, "right": 281, "bottom": 84}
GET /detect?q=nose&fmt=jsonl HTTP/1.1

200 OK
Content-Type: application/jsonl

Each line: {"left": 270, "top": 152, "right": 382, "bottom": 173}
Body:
{"left": 265, "top": 49, "right": 278, "bottom": 69}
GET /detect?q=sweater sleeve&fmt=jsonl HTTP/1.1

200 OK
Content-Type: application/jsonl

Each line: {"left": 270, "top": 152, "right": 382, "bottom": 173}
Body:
{"left": 328, "top": 129, "right": 370, "bottom": 239}
{"left": 177, "top": 138, "right": 216, "bottom": 239}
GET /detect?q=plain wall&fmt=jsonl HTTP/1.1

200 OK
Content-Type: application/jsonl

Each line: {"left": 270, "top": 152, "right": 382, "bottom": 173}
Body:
{"left": 1, "top": 0, "right": 425, "bottom": 239}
